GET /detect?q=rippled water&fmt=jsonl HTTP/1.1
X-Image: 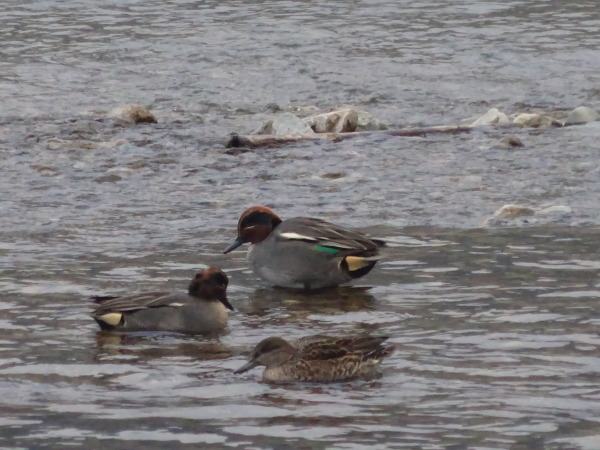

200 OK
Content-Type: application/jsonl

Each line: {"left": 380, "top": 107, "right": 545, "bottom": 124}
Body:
{"left": 1, "top": 0, "right": 600, "bottom": 448}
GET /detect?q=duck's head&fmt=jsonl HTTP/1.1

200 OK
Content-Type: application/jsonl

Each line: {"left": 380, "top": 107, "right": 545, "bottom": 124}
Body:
{"left": 223, "top": 206, "right": 282, "bottom": 253}
{"left": 188, "top": 267, "right": 233, "bottom": 310}
{"left": 234, "top": 336, "right": 295, "bottom": 374}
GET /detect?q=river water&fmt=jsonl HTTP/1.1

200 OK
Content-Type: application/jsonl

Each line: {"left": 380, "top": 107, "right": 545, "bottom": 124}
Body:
{"left": 1, "top": 1, "right": 600, "bottom": 448}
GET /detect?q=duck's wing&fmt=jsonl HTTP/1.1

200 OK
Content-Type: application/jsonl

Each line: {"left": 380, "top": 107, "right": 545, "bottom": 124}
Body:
{"left": 360, "top": 343, "right": 395, "bottom": 362}
{"left": 275, "top": 218, "right": 385, "bottom": 256}
{"left": 91, "top": 292, "right": 184, "bottom": 315}
{"left": 294, "top": 335, "right": 390, "bottom": 361}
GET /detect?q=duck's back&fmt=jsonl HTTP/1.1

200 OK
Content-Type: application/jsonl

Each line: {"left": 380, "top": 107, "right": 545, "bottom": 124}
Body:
{"left": 93, "top": 292, "right": 229, "bottom": 334}
{"left": 249, "top": 217, "right": 382, "bottom": 289}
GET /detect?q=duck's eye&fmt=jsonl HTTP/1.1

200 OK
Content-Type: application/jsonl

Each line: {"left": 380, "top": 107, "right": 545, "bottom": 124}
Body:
{"left": 213, "top": 273, "right": 228, "bottom": 287}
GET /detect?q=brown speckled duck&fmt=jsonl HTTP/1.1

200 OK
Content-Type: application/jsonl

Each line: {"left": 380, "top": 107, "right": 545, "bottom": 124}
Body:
{"left": 235, "top": 335, "right": 394, "bottom": 383}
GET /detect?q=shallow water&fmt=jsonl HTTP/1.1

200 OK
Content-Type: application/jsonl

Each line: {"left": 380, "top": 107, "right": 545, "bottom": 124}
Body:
{"left": 1, "top": 0, "right": 600, "bottom": 448}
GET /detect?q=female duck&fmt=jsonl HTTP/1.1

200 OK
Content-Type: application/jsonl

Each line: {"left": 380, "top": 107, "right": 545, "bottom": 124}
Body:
{"left": 235, "top": 335, "right": 394, "bottom": 383}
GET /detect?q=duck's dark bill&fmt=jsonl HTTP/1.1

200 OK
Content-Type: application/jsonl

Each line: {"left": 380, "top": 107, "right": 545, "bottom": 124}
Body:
{"left": 219, "top": 295, "right": 235, "bottom": 311}
{"left": 223, "top": 237, "right": 244, "bottom": 254}
{"left": 234, "top": 359, "right": 258, "bottom": 374}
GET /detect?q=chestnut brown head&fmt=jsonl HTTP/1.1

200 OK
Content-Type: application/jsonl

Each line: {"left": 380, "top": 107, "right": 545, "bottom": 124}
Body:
{"left": 223, "top": 206, "right": 282, "bottom": 254}
{"left": 188, "top": 267, "right": 233, "bottom": 310}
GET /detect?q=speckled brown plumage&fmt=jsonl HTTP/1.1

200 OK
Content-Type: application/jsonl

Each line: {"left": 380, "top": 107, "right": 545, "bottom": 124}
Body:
{"left": 235, "top": 335, "right": 394, "bottom": 383}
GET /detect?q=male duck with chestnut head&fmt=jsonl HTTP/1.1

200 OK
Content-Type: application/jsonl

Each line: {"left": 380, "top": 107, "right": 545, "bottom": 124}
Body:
{"left": 224, "top": 206, "right": 385, "bottom": 290}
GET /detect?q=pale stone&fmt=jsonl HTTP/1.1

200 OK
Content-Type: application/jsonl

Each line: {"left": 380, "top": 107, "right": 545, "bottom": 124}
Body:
{"left": 302, "top": 108, "right": 359, "bottom": 133}
{"left": 301, "top": 108, "right": 387, "bottom": 133}
{"left": 564, "top": 106, "right": 600, "bottom": 126}
{"left": 471, "top": 108, "right": 510, "bottom": 126}
{"left": 46, "top": 138, "right": 66, "bottom": 151}
{"left": 109, "top": 104, "right": 157, "bottom": 124}
{"left": 482, "top": 204, "right": 572, "bottom": 227}
{"left": 493, "top": 204, "right": 535, "bottom": 219}
{"left": 513, "top": 113, "right": 562, "bottom": 129}
{"left": 254, "top": 112, "right": 315, "bottom": 135}
{"left": 356, "top": 110, "right": 388, "bottom": 131}
{"left": 482, "top": 204, "right": 535, "bottom": 227}
{"left": 536, "top": 205, "right": 572, "bottom": 216}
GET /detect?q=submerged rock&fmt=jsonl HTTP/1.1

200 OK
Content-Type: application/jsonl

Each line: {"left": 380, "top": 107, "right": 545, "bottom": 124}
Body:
{"left": 303, "top": 107, "right": 387, "bottom": 133}
{"left": 481, "top": 205, "right": 535, "bottom": 227}
{"left": 513, "top": 113, "right": 562, "bottom": 129}
{"left": 471, "top": 108, "right": 510, "bottom": 126}
{"left": 492, "top": 204, "right": 535, "bottom": 220}
{"left": 263, "top": 103, "right": 283, "bottom": 113}
{"left": 482, "top": 204, "right": 572, "bottom": 227}
{"left": 564, "top": 106, "right": 600, "bottom": 126}
{"left": 355, "top": 110, "right": 388, "bottom": 131}
{"left": 46, "top": 137, "right": 95, "bottom": 151}
{"left": 498, "top": 135, "right": 524, "bottom": 148}
{"left": 109, "top": 104, "right": 157, "bottom": 124}
{"left": 536, "top": 205, "right": 573, "bottom": 217}
{"left": 254, "top": 112, "right": 314, "bottom": 135}
{"left": 251, "top": 107, "right": 387, "bottom": 135}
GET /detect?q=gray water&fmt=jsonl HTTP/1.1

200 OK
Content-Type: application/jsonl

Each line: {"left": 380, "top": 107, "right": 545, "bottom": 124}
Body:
{"left": 1, "top": 1, "right": 600, "bottom": 448}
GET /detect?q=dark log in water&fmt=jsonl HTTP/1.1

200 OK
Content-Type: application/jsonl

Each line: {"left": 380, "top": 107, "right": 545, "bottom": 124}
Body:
{"left": 225, "top": 125, "right": 475, "bottom": 148}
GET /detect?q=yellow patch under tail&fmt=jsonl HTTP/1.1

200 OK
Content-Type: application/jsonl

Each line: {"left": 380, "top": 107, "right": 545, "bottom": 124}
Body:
{"left": 344, "top": 256, "right": 373, "bottom": 272}
{"left": 97, "top": 313, "right": 123, "bottom": 326}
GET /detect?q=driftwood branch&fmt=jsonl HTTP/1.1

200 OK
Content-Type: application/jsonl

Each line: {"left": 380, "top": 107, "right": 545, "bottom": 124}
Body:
{"left": 225, "top": 125, "right": 476, "bottom": 148}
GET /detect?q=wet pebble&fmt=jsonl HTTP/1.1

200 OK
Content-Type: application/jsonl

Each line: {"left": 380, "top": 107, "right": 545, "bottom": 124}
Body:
{"left": 321, "top": 172, "right": 346, "bottom": 179}
{"left": 108, "top": 104, "right": 157, "bottom": 124}
{"left": 471, "top": 108, "right": 510, "bottom": 126}
{"left": 31, "top": 165, "right": 61, "bottom": 176}
{"left": 513, "top": 113, "right": 562, "bottom": 129}
{"left": 356, "top": 110, "right": 388, "bottom": 131}
{"left": 263, "top": 103, "right": 283, "bottom": 113}
{"left": 564, "top": 106, "right": 600, "bottom": 126}
{"left": 253, "top": 112, "right": 314, "bottom": 135}
{"left": 498, "top": 135, "right": 524, "bottom": 148}
{"left": 95, "top": 174, "right": 122, "bottom": 183}
{"left": 482, "top": 204, "right": 572, "bottom": 227}
{"left": 46, "top": 138, "right": 95, "bottom": 151}
{"left": 303, "top": 108, "right": 359, "bottom": 133}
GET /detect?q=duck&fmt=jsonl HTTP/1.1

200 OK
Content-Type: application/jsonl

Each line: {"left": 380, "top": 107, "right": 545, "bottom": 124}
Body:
{"left": 234, "top": 334, "right": 394, "bottom": 383}
{"left": 223, "top": 206, "right": 385, "bottom": 289}
{"left": 91, "top": 267, "right": 233, "bottom": 334}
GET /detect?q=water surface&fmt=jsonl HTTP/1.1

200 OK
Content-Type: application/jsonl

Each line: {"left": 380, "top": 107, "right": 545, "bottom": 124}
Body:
{"left": 1, "top": 0, "right": 600, "bottom": 448}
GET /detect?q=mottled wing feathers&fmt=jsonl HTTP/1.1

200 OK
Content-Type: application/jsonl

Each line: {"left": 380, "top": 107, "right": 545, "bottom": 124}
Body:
{"left": 91, "top": 292, "right": 182, "bottom": 315}
{"left": 290, "top": 355, "right": 364, "bottom": 382}
{"left": 294, "top": 335, "right": 391, "bottom": 361}
{"left": 276, "top": 218, "right": 385, "bottom": 256}
{"left": 361, "top": 344, "right": 395, "bottom": 363}
{"left": 298, "top": 342, "right": 350, "bottom": 360}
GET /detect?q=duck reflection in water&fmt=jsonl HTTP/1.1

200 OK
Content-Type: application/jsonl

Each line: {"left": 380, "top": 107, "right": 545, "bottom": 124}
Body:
{"left": 245, "top": 285, "right": 378, "bottom": 317}
{"left": 94, "top": 332, "right": 232, "bottom": 362}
